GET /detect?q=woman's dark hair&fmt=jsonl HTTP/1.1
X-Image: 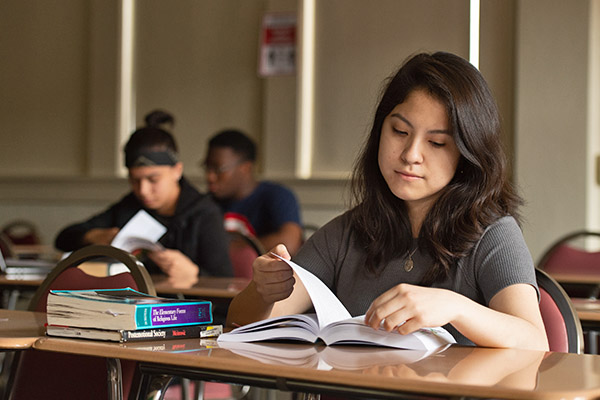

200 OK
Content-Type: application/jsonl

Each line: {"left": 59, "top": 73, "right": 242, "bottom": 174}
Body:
{"left": 144, "top": 109, "right": 175, "bottom": 129}
{"left": 124, "top": 111, "right": 178, "bottom": 167}
{"left": 350, "top": 51, "right": 522, "bottom": 284}
{"left": 124, "top": 127, "right": 177, "bottom": 155}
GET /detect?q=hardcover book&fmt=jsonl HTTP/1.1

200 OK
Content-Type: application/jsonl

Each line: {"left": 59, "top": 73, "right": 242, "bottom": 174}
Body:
{"left": 47, "top": 287, "right": 212, "bottom": 331}
{"left": 218, "top": 254, "right": 456, "bottom": 351}
{"left": 46, "top": 323, "right": 222, "bottom": 342}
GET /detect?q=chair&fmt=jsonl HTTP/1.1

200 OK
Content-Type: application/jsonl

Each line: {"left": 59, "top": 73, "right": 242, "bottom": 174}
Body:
{"left": 537, "top": 230, "right": 600, "bottom": 298}
{"left": 1, "top": 220, "right": 41, "bottom": 246}
{"left": 227, "top": 231, "right": 264, "bottom": 279}
{"left": 4, "top": 244, "right": 155, "bottom": 400}
{"left": 536, "top": 268, "right": 584, "bottom": 353}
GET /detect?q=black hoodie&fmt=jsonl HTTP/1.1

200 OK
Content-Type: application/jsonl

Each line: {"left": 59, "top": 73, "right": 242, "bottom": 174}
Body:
{"left": 55, "top": 177, "right": 233, "bottom": 277}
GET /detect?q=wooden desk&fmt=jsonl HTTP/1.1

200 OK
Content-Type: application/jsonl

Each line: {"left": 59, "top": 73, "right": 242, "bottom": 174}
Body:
{"left": 151, "top": 275, "right": 249, "bottom": 299}
{"left": 0, "top": 309, "right": 46, "bottom": 349}
{"left": 571, "top": 298, "right": 600, "bottom": 323}
{"left": 549, "top": 272, "right": 600, "bottom": 285}
{"left": 32, "top": 336, "right": 600, "bottom": 400}
{"left": 9, "top": 244, "right": 61, "bottom": 263}
{"left": 0, "top": 274, "right": 248, "bottom": 299}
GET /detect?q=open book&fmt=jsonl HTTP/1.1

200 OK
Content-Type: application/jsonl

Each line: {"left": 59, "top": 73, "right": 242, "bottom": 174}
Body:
{"left": 217, "top": 255, "right": 456, "bottom": 350}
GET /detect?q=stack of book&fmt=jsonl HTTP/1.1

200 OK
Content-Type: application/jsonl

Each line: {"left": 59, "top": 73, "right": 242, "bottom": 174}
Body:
{"left": 46, "top": 287, "right": 222, "bottom": 342}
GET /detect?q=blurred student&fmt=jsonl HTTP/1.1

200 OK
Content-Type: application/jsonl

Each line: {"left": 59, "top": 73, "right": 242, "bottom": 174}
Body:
{"left": 226, "top": 52, "right": 548, "bottom": 351}
{"left": 204, "top": 129, "right": 303, "bottom": 255}
{"left": 55, "top": 111, "right": 233, "bottom": 279}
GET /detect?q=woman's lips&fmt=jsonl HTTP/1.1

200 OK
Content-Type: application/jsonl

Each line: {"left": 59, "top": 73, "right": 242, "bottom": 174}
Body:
{"left": 398, "top": 171, "right": 422, "bottom": 180}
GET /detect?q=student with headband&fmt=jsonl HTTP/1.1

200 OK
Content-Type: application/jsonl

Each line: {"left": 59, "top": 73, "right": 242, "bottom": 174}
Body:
{"left": 55, "top": 114, "right": 233, "bottom": 279}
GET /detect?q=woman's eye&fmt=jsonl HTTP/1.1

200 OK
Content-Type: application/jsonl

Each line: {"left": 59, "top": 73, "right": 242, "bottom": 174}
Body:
{"left": 392, "top": 128, "right": 408, "bottom": 135}
{"left": 430, "top": 141, "right": 445, "bottom": 148}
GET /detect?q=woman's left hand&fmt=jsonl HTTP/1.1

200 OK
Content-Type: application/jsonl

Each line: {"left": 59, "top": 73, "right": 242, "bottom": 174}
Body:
{"left": 364, "top": 283, "right": 463, "bottom": 334}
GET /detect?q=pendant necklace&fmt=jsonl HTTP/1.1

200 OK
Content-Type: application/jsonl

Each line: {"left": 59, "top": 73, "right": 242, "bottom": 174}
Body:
{"left": 404, "top": 247, "right": 418, "bottom": 272}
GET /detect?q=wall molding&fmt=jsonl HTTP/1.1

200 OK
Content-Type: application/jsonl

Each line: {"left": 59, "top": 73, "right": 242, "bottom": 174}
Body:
{"left": 0, "top": 176, "right": 349, "bottom": 209}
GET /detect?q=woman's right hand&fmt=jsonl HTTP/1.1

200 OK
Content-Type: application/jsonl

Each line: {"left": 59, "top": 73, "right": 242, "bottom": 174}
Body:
{"left": 252, "top": 244, "right": 296, "bottom": 305}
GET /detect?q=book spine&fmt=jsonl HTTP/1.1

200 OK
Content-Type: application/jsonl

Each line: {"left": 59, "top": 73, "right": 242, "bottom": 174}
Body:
{"left": 135, "top": 301, "right": 213, "bottom": 329}
{"left": 121, "top": 324, "right": 222, "bottom": 342}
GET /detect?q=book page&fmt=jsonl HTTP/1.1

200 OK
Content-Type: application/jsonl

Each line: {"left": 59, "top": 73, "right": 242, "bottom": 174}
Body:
{"left": 111, "top": 210, "right": 167, "bottom": 251}
{"left": 271, "top": 253, "right": 351, "bottom": 329}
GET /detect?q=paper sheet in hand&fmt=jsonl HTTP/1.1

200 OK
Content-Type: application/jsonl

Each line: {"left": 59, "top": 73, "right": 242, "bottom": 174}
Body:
{"left": 111, "top": 210, "right": 167, "bottom": 252}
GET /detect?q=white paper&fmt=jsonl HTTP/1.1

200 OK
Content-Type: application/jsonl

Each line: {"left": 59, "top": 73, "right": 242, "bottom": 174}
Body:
{"left": 271, "top": 253, "right": 351, "bottom": 329}
{"left": 111, "top": 210, "right": 167, "bottom": 252}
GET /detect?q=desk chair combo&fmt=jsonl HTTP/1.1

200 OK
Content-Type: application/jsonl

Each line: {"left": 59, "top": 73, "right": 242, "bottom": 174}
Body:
{"left": 537, "top": 230, "right": 600, "bottom": 298}
{"left": 3, "top": 244, "right": 155, "bottom": 400}
{"left": 1, "top": 220, "right": 41, "bottom": 247}
{"left": 537, "top": 230, "right": 600, "bottom": 353}
{"left": 160, "top": 231, "right": 260, "bottom": 400}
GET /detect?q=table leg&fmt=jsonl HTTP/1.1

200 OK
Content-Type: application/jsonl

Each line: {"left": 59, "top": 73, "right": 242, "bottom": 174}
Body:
{"left": 107, "top": 357, "right": 123, "bottom": 400}
{"left": 137, "top": 373, "right": 174, "bottom": 400}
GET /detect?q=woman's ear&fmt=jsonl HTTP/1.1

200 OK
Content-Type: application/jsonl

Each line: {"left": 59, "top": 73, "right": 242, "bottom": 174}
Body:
{"left": 173, "top": 162, "right": 184, "bottom": 180}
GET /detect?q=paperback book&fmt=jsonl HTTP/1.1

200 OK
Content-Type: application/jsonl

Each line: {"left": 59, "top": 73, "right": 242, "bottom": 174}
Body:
{"left": 218, "top": 254, "right": 456, "bottom": 351}
{"left": 47, "top": 287, "right": 212, "bottom": 331}
{"left": 46, "top": 323, "right": 222, "bottom": 342}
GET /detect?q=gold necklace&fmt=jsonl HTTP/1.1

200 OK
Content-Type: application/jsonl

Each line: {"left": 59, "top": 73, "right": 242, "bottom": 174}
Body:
{"left": 404, "top": 247, "right": 418, "bottom": 272}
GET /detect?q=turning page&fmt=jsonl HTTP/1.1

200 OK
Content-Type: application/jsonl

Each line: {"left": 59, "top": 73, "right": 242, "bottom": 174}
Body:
{"left": 271, "top": 253, "right": 351, "bottom": 329}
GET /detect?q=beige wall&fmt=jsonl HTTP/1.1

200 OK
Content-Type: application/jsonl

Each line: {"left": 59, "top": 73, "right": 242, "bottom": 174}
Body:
{"left": 0, "top": 0, "right": 90, "bottom": 176}
{"left": 2, "top": 0, "right": 597, "bottom": 263}
{"left": 515, "top": 0, "right": 600, "bottom": 260}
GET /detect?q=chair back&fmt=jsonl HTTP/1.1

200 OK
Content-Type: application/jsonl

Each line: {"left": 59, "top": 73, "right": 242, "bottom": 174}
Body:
{"left": 538, "top": 231, "right": 600, "bottom": 275}
{"left": 1, "top": 219, "right": 41, "bottom": 245}
{"left": 6, "top": 245, "right": 155, "bottom": 400}
{"left": 228, "top": 232, "right": 264, "bottom": 279}
{"left": 536, "top": 268, "right": 583, "bottom": 353}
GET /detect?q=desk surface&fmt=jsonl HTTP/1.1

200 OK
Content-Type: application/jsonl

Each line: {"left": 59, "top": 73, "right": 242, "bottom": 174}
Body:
{"left": 0, "top": 309, "right": 46, "bottom": 349}
{"left": 151, "top": 275, "right": 249, "bottom": 299}
{"left": 33, "top": 336, "right": 600, "bottom": 400}
{"left": 548, "top": 272, "right": 600, "bottom": 285}
{"left": 0, "top": 274, "right": 249, "bottom": 299}
{"left": 571, "top": 298, "right": 600, "bottom": 323}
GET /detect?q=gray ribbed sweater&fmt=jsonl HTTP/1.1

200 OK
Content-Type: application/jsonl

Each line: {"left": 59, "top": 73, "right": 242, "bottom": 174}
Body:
{"left": 293, "top": 212, "right": 537, "bottom": 346}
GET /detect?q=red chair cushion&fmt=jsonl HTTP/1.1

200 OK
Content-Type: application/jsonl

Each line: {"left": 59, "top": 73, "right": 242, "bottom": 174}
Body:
{"left": 543, "top": 244, "right": 600, "bottom": 275}
{"left": 539, "top": 287, "right": 568, "bottom": 353}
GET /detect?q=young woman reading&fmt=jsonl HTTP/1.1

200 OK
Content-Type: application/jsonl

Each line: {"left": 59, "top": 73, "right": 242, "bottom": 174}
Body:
{"left": 226, "top": 52, "right": 549, "bottom": 351}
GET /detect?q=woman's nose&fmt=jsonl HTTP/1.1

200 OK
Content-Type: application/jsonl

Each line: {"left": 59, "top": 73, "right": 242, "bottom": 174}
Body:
{"left": 401, "top": 137, "right": 424, "bottom": 164}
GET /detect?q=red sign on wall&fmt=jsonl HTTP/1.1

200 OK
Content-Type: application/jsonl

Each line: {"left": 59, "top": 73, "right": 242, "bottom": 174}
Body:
{"left": 258, "top": 13, "right": 297, "bottom": 77}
